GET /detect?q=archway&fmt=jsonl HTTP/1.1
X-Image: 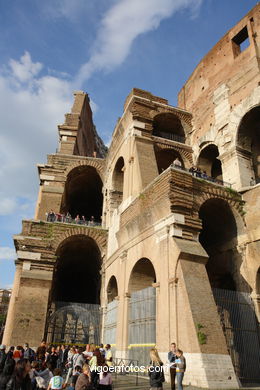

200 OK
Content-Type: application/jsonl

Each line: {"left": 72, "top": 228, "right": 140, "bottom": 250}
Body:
{"left": 197, "top": 144, "right": 223, "bottom": 180}
{"left": 154, "top": 147, "right": 184, "bottom": 173}
{"left": 110, "top": 157, "right": 125, "bottom": 208}
{"left": 199, "top": 199, "right": 260, "bottom": 383}
{"left": 46, "top": 234, "right": 102, "bottom": 344}
{"left": 107, "top": 276, "right": 118, "bottom": 304}
{"left": 103, "top": 276, "right": 119, "bottom": 346}
{"left": 199, "top": 198, "right": 237, "bottom": 289}
{"left": 128, "top": 258, "right": 156, "bottom": 366}
{"left": 153, "top": 113, "right": 185, "bottom": 143}
{"left": 61, "top": 165, "right": 103, "bottom": 222}
{"left": 237, "top": 106, "right": 260, "bottom": 184}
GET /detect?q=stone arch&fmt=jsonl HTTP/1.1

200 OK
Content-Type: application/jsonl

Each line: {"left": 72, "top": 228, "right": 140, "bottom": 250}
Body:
{"left": 106, "top": 275, "right": 118, "bottom": 303}
{"left": 61, "top": 164, "right": 103, "bottom": 221}
{"left": 154, "top": 146, "right": 184, "bottom": 173}
{"left": 52, "top": 234, "right": 102, "bottom": 304}
{"left": 65, "top": 158, "right": 104, "bottom": 181}
{"left": 128, "top": 257, "right": 156, "bottom": 293}
{"left": 152, "top": 112, "right": 186, "bottom": 143}
{"left": 53, "top": 227, "right": 107, "bottom": 255}
{"left": 110, "top": 156, "right": 125, "bottom": 208}
{"left": 127, "top": 258, "right": 157, "bottom": 366}
{"left": 194, "top": 189, "right": 246, "bottom": 236}
{"left": 236, "top": 105, "right": 260, "bottom": 184}
{"left": 198, "top": 197, "right": 249, "bottom": 292}
{"left": 197, "top": 143, "right": 223, "bottom": 179}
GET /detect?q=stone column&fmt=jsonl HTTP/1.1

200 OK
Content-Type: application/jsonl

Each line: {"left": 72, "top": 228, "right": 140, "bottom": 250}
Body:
{"left": 115, "top": 292, "right": 130, "bottom": 360}
{"left": 2, "top": 262, "right": 22, "bottom": 346}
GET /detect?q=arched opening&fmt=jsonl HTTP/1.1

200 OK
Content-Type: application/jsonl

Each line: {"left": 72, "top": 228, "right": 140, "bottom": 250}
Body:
{"left": 154, "top": 147, "right": 184, "bottom": 173}
{"left": 152, "top": 113, "right": 185, "bottom": 143}
{"left": 128, "top": 258, "right": 156, "bottom": 366}
{"left": 110, "top": 157, "right": 125, "bottom": 209}
{"left": 61, "top": 165, "right": 103, "bottom": 222}
{"left": 237, "top": 106, "right": 260, "bottom": 185}
{"left": 53, "top": 235, "right": 101, "bottom": 304}
{"left": 197, "top": 144, "right": 223, "bottom": 180}
{"left": 46, "top": 235, "right": 102, "bottom": 344}
{"left": 103, "top": 276, "right": 119, "bottom": 346}
{"left": 199, "top": 198, "right": 237, "bottom": 289}
{"left": 107, "top": 276, "right": 118, "bottom": 304}
{"left": 199, "top": 199, "right": 260, "bottom": 383}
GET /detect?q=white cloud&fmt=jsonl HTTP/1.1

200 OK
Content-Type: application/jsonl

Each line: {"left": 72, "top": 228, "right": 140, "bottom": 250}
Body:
{"left": 9, "top": 51, "right": 43, "bottom": 83}
{"left": 74, "top": 0, "right": 203, "bottom": 86}
{"left": 0, "top": 52, "right": 72, "bottom": 209}
{"left": 0, "top": 246, "right": 16, "bottom": 260}
{"left": 0, "top": 196, "right": 17, "bottom": 216}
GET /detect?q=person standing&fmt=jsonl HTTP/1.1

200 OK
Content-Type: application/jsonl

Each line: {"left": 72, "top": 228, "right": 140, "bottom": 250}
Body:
{"left": 23, "top": 344, "right": 35, "bottom": 363}
{"left": 6, "top": 359, "right": 32, "bottom": 390}
{"left": 174, "top": 349, "right": 186, "bottom": 390}
{"left": 168, "top": 342, "right": 177, "bottom": 390}
{"left": 47, "top": 368, "right": 64, "bottom": 390}
{"left": 36, "top": 341, "right": 47, "bottom": 362}
{"left": 0, "top": 345, "right": 7, "bottom": 374}
{"left": 75, "top": 364, "right": 91, "bottom": 390}
{"left": 104, "top": 345, "right": 112, "bottom": 368}
{"left": 148, "top": 348, "right": 165, "bottom": 390}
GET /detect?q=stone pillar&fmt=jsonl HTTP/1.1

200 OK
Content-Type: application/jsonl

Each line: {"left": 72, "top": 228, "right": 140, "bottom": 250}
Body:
{"left": 3, "top": 262, "right": 53, "bottom": 348}
{"left": 221, "top": 147, "right": 254, "bottom": 190}
{"left": 115, "top": 292, "right": 130, "bottom": 360}
{"left": 2, "top": 263, "right": 22, "bottom": 346}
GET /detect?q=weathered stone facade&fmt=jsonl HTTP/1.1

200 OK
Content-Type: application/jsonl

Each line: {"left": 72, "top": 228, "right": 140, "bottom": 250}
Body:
{"left": 3, "top": 5, "right": 260, "bottom": 388}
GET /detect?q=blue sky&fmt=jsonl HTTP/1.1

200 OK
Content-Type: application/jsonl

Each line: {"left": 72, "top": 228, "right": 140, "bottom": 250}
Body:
{"left": 0, "top": 0, "right": 257, "bottom": 288}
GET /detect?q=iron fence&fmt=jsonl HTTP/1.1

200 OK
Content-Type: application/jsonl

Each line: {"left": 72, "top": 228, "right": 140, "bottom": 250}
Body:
{"left": 213, "top": 288, "right": 260, "bottom": 385}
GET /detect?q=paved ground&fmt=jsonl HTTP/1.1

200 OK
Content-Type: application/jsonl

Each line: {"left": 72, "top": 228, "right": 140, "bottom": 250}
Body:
{"left": 112, "top": 375, "right": 260, "bottom": 390}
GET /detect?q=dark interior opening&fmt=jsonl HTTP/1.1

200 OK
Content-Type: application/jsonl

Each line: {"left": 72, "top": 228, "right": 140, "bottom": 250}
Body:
{"left": 61, "top": 166, "right": 103, "bottom": 221}
{"left": 237, "top": 106, "right": 260, "bottom": 183}
{"left": 152, "top": 113, "right": 185, "bottom": 143}
{"left": 154, "top": 147, "right": 184, "bottom": 173}
{"left": 232, "top": 26, "right": 250, "bottom": 57}
{"left": 198, "top": 144, "right": 223, "bottom": 180}
{"left": 199, "top": 199, "right": 238, "bottom": 290}
{"left": 107, "top": 276, "right": 118, "bottom": 303}
{"left": 52, "top": 235, "right": 101, "bottom": 304}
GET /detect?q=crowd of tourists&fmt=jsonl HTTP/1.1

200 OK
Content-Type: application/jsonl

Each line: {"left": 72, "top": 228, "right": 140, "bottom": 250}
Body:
{"left": 0, "top": 342, "right": 186, "bottom": 390}
{"left": 0, "top": 342, "right": 113, "bottom": 390}
{"left": 46, "top": 212, "right": 99, "bottom": 226}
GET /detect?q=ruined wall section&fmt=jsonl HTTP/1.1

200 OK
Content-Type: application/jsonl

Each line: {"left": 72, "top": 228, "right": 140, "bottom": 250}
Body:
{"left": 178, "top": 5, "right": 260, "bottom": 141}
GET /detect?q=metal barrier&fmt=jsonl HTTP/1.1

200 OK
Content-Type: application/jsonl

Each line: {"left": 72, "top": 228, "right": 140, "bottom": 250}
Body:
{"left": 213, "top": 288, "right": 260, "bottom": 385}
{"left": 114, "top": 358, "right": 139, "bottom": 386}
{"left": 46, "top": 214, "right": 102, "bottom": 226}
{"left": 170, "top": 164, "right": 233, "bottom": 188}
{"left": 153, "top": 131, "right": 186, "bottom": 144}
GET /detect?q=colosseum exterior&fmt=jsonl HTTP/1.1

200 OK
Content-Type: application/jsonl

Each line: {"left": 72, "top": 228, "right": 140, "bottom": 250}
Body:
{"left": 3, "top": 4, "right": 260, "bottom": 388}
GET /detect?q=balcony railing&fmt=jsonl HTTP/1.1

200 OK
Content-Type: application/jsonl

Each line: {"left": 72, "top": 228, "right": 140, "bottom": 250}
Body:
{"left": 46, "top": 213, "right": 102, "bottom": 227}
{"left": 170, "top": 163, "right": 232, "bottom": 188}
{"left": 153, "top": 130, "right": 185, "bottom": 144}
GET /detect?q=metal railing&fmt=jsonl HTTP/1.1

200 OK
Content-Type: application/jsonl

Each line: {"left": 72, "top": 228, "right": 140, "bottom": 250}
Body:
{"left": 170, "top": 164, "right": 232, "bottom": 188}
{"left": 46, "top": 213, "right": 102, "bottom": 226}
{"left": 153, "top": 131, "right": 186, "bottom": 144}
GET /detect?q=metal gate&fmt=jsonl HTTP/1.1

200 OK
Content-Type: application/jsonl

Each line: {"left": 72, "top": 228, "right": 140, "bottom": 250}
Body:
{"left": 45, "top": 301, "right": 101, "bottom": 345}
{"left": 103, "top": 299, "right": 118, "bottom": 345}
{"left": 213, "top": 288, "right": 260, "bottom": 385}
{"left": 128, "top": 286, "right": 156, "bottom": 366}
